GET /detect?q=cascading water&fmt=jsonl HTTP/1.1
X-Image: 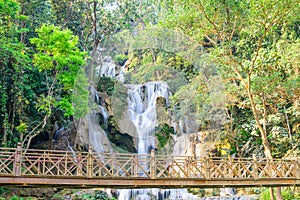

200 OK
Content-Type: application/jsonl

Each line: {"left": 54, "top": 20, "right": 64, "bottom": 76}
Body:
{"left": 116, "top": 60, "right": 129, "bottom": 83}
{"left": 95, "top": 55, "right": 116, "bottom": 77}
{"left": 127, "top": 82, "right": 171, "bottom": 154}
{"left": 118, "top": 82, "right": 172, "bottom": 200}
{"left": 88, "top": 85, "right": 111, "bottom": 153}
{"left": 93, "top": 55, "right": 199, "bottom": 199}
{"left": 118, "top": 82, "right": 199, "bottom": 200}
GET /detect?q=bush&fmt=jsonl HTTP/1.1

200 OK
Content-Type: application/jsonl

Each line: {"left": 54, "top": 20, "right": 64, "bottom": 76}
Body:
{"left": 259, "top": 188, "right": 300, "bottom": 200}
{"left": 9, "top": 196, "right": 24, "bottom": 200}
{"left": 97, "top": 76, "right": 115, "bottom": 96}
{"left": 155, "top": 123, "right": 175, "bottom": 148}
{"left": 114, "top": 54, "right": 128, "bottom": 66}
{"left": 259, "top": 189, "right": 270, "bottom": 200}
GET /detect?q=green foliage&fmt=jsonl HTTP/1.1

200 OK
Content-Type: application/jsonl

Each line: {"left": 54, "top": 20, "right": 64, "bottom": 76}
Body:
{"left": 0, "top": 0, "right": 19, "bottom": 21}
{"left": 111, "top": 83, "right": 128, "bottom": 123}
{"left": 94, "top": 190, "right": 112, "bottom": 200}
{"left": 31, "top": 24, "right": 87, "bottom": 117}
{"left": 132, "top": 63, "right": 187, "bottom": 92}
{"left": 0, "top": 187, "right": 9, "bottom": 196}
{"left": 72, "top": 68, "right": 89, "bottom": 119}
{"left": 16, "top": 0, "right": 53, "bottom": 45}
{"left": 170, "top": 74, "right": 210, "bottom": 130}
{"left": 75, "top": 190, "right": 115, "bottom": 200}
{"left": 97, "top": 77, "right": 115, "bottom": 96}
{"left": 161, "top": 0, "right": 300, "bottom": 159}
{"left": 259, "top": 188, "right": 300, "bottom": 200}
{"left": 114, "top": 54, "right": 128, "bottom": 66}
{"left": 9, "top": 196, "right": 24, "bottom": 200}
{"left": 16, "top": 122, "right": 27, "bottom": 133}
{"left": 155, "top": 124, "right": 175, "bottom": 148}
{"left": 259, "top": 189, "right": 270, "bottom": 200}
{"left": 0, "top": 0, "right": 36, "bottom": 147}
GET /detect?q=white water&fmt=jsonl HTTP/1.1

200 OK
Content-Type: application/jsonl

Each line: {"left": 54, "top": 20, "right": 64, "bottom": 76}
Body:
{"left": 95, "top": 56, "right": 116, "bottom": 78}
{"left": 118, "top": 82, "right": 172, "bottom": 200}
{"left": 93, "top": 56, "right": 239, "bottom": 200}
{"left": 98, "top": 105, "right": 109, "bottom": 128}
{"left": 118, "top": 82, "right": 199, "bottom": 200}
{"left": 127, "top": 82, "right": 171, "bottom": 154}
{"left": 116, "top": 60, "right": 130, "bottom": 83}
{"left": 94, "top": 57, "right": 199, "bottom": 199}
{"left": 87, "top": 113, "right": 112, "bottom": 153}
{"left": 88, "top": 85, "right": 112, "bottom": 153}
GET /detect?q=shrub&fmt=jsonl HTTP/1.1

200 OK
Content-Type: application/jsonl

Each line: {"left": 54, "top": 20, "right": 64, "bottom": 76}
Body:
{"left": 114, "top": 54, "right": 128, "bottom": 66}
{"left": 155, "top": 123, "right": 175, "bottom": 148}
{"left": 97, "top": 76, "right": 115, "bottom": 96}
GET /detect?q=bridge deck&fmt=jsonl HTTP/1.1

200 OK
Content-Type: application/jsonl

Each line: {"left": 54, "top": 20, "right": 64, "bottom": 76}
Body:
{"left": 0, "top": 143, "right": 300, "bottom": 188}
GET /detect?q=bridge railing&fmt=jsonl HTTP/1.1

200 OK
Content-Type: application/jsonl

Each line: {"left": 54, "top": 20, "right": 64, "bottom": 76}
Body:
{"left": 0, "top": 144, "right": 299, "bottom": 180}
{"left": 0, "top": 147, "right": 15, "bottom": 176}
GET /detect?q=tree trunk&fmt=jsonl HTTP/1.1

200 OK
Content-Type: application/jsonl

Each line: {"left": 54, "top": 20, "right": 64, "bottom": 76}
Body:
{"left": 269, "top": 188, "right": 275, "bottom": 200}
{"left": 2, "top": 127, "right": 7, "bottom": 147}
{"left": 246, "top": 83, "right": 272, "bottom": 159}
{"left": 276, "top": 187, "right": 283, "bottom": 200}
{"left": 247, "top": 81, "right": 283, "bottom": 200}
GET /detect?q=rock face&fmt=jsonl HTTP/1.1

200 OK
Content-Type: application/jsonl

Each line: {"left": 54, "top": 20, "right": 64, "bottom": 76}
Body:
{"left": 112, "top": 109, "right": 138, "bottom": 147}
{"left": 172, "top": 131, "right": 216, "bottom": 157}
{"left": 15, "top": 188, "right": 56, "bottom": 199}
{"left": 74, "top": 117, "right": 90, "bottom": 151}
{"left": 106, "top": 122, "right": 137, "bottom": 153}
{"left": 110, "top": 83, "right": 139, "bottom": 147}
{"left": 75, "top": 115, "right": 112, "bottom": 153}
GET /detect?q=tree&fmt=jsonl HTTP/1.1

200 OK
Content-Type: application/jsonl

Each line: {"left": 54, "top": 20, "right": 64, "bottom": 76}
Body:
{"left": 23, "top": 24, "right": 88, "bottom": 149}
{"left": 0, "top": 0, "right": 35, "bottom": 147}
{"left": 17, "top": 0, "right": 53, "bottom": 45}
{"left": 161, "top": 1, "right": 300, "bottom": 198}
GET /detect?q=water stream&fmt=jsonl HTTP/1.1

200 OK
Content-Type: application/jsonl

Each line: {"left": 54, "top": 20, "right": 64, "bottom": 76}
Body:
{"left": 118, "top": 81, "right": 175, "bottom": 200}
{"left": 90, "top": 56, "right": 244, "bottom": 200}
{"left": 88, "top": 85, "right": 111, "bottom": 153}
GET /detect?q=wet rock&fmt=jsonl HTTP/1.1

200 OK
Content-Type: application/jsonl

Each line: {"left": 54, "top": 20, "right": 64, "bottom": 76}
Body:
{"left": 16, "top": 188, "right": 55, "bottom": 199}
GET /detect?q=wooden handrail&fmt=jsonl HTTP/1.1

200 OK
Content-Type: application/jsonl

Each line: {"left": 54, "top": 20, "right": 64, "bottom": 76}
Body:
{"left": 0, "top": 143, "right": 299, "bottom": 184}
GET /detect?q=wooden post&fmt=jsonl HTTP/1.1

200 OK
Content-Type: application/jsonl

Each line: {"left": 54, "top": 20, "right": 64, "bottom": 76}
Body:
{"left": 171, "top": 156, "right": 174, "bottom": 178}
{"left": 229, "top": 157, "right": 233, "bottom": 178}
{"left": 150, "top": 150, "right": 156, "bottom": 179}
{"left": 266, "top": 158, "right": 271, "bottom": 178}
{"left": 133, "top": 155, "right": 138, "bottom": 177}
{"left": 77, "top": 153, "right": 82, "bottom": 176}
{"left": 42, "top": 151, "right": 46, "bottom": 175}
{"left": 253, "top": 154, "right": 258, "bottom": 179}
{"left": 111, "top": 153, "right": 115, "bottom": 176}
{"left": 185, "top": 157, "right": 189, "bottom": 178}
{"left": 238, "top": 158, "right": 241, "bottom": 178}
{"left": 87, "top": 146, "right": 93, "bottom": 178}
{"left": 14, "top": 143, "right": 22, "bottom": 176}
{"left": 205, "top": 156, "right": 210, "bottom": 179}
{"left": 296, "top": 158, "right": 300, "bottom": 179}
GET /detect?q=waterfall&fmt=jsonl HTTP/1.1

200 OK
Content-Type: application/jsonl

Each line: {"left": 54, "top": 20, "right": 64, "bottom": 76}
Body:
{"left": 98, "top": 105, "right": 109, "bottom": 128}
{"left": 95, "top": 55, "right": 116, "bottom": 78}
{"left": 93, "top": 55, "right": 199, "bottom": 199}
{"left": 116, "top": 60, "right": 129, "bottom": 83}
{"left": 127, "top": 82, "right": 171, "bottom": 154}
{"left": 118, "top": 81, "right": 199, "bottom": 200}
{"left": 87, "top": 113, "right": 111, "bottom": 153}
{"left": 88, "top": 85, "right": 112, "bottom": 153}
{"left": 67, "top": 141, "right": 77, "bottom": 163}
{"left": 118, "top": 82, "right": 172, "bottom": 200}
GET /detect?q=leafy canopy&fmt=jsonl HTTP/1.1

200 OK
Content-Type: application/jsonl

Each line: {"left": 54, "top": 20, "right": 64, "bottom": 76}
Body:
{"left": 30, "top": 24, "right": 88, "bottom": 117}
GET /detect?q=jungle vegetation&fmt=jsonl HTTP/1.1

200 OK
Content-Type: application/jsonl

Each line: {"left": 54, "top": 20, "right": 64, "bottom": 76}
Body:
{"left": 0, "top": 1, "right": 299, "bottom": 197}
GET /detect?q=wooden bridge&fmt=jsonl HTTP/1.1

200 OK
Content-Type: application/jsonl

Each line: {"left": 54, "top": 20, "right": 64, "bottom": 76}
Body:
{"left": 1, "top": 143, "right": 300, "bottom": 189}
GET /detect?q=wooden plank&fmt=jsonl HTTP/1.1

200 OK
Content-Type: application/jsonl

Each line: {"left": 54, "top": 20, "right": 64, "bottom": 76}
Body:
{"left": 0, "top": 176, "right": 299, "bottom": 188}
{"left": 1, "top": 146, "right": 300, "bottom": 188}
